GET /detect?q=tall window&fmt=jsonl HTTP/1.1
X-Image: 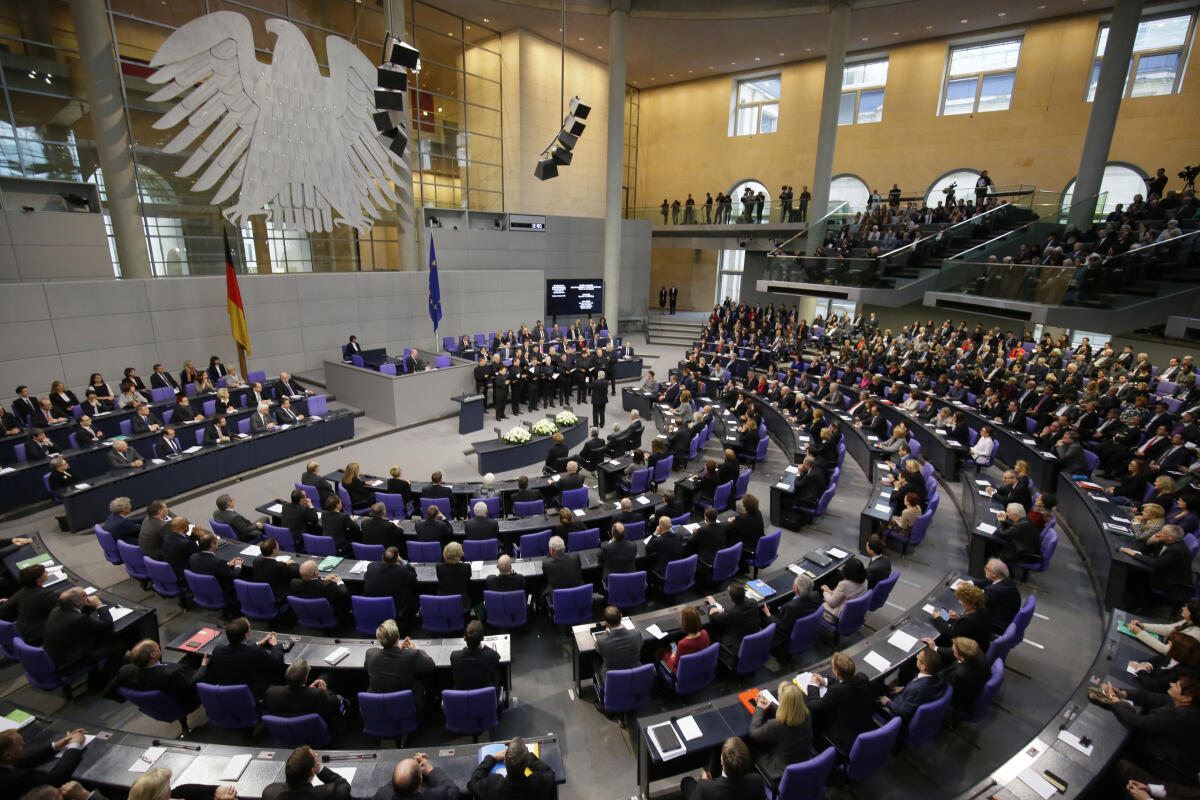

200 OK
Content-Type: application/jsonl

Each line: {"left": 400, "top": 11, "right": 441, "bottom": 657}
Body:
{"left": 829, "top": 175, "right": 870, "bottom": 213}
{"left": 1062, "top": 163, "right": 1148, "bottom": 216}
{"left": 730, "top": 75, "right": 780, "bottom": 136}
{"left": 925, "top": 169, "right": 982, "bottom": 207}
{"left": 716, "top": 250, "right": 745, "bottom": 303}
{"left": 1088, "top": 13, "right": 1194, "bottom": 101}
{"left": 941, "top": 38, "right": 1022, "bottom": 115}
{"left": 839, "top": 58, "right": 888, "bottom": 125}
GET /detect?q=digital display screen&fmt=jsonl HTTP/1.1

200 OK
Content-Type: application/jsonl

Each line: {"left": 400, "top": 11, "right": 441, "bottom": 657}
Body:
{"left": 546, "top": 279, "right": 603, "bottom": 317}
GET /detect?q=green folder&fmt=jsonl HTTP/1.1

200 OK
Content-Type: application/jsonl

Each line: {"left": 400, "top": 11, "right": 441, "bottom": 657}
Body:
{"left": 1117, "top": 621, "right": 1159, "bottom": 641}
{"left": 15, "top": 553, "right": 51, "bottom": 570}
{"left": 318, "top": 556, "right": 343, "bottom": 571}
{"left": 3, "top": 709, "right": 34, "bottom": 728}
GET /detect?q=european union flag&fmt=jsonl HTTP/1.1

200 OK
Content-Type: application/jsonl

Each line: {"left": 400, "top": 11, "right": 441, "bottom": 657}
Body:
{"left": 428, "top": 233, "right": 442, "bottom": 332}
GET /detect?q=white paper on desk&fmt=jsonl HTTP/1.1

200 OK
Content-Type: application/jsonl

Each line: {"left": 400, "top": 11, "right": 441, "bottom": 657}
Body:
{"left": 1018, "top": 769, "right": 1058, "bottom": 800}
{"left": 267, "top": 503, "right": 283, "bottom": 514}
{"left": 151, "top": 458, "right": 165, "bottom": 465}
{"left": 608, "top": 459, "right": 621, "bottom": 466}
{"left": 1020, "top": 438, "right": 1037, "bottom": 445}
{"left": 879, "top": 490, "right": 892, "bottom": 499}
{"left": 645, "top": 624, "right": 666, "bottom": 639}
{"left": 637, "top": 496, "right": 651, "bottom": 505}
{"left": 54, "top": 735, "right": 95, "bottom": 757}
{"left": 549, "top": 475, "right": 560, "bottom": 482}
{"left": 240, "top": 545, "right": 259, "bottom": 556}
{"left": 974, "top": 479, "right": 991, "bottom": 486}
{"left": 828, "top": 547, "right": 849, "bottom": 559}
{"left": 0, "top": 467, "right": 15, "bottom": 475}
{"left": 73, "top": 482, "right": 90, "bottom": 489}
{"left": 676, "top": 715, "right": 703, "bottom": 741}
{"left": 309, "top": 415, "right": 322, "bottom": 421}
{"left": 775, "top": 482, "right": 792, "bottom": 490}
{"left": 1089, "top": 493, "right": 1110, "bottom": 503}
{"left": 324, "top": 646, "right": 350, "bottom": 665}
{"left": 788, "top": 564, "right": 805, "bottom": 576}
{"left": 613, "top": 501, "right": 623, "bottom": 510}
{"left": 183, "top": 446, "right": 202, "bottom": 454}
{"left": 350, "top": 560, "right": 370, "bottom": 574}
{"left": 1057, "top": 729, "right": 1094, "bottom": 756}
{"left": 683, "top": 523, "right": 700, "bottom": 533}
{"left": 130, "top": 746, "right": 167, "bottom": 772}
{"left": 922, "top": 603, "right": 937, "bottom": 615}
{"left": 276, "top": 555, "right": 292, "bottom": 563}
{"left": 84, "top": 586, "right": 97, "bottom": 595}
{"left": 977, "top": 522, "right": 997, "bottom": 534}
{"left": 888, "top": 630, "right": 920, "bottom": 652}
{"left": 785, "top": 465, "right": 799, "bottom": 474}
{"left": 237, "top": 433, "right": 250, "bottom": 439}
{"left": 978, "top": 490, "right": 992, "bottom": 498}
{"left": 109, "top": 607, "right": 135, "bottom": 622}
{"left": 863, "top": 651, "right": 892, "bottom": 672}
{"left": 313, "top": 767, "right": 356, "bottom": 786}
{"left": 221, "top": 753, "right": 252, "bottom": 781}
{"left": 873, "top": 503, "right": 891, "bottom": 513}
{"left": 621, "top": 617, "right": 635, "bottom": 630}
{"left": 951, "top": 579, "right": 970, "bottom": 590}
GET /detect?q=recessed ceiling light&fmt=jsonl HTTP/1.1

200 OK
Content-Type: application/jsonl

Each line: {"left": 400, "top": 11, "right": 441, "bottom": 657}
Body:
{"left": 650, "top": 77, "right": 656, "bottom": 80}
{"left": 861, "top": 36, "right": 869, "bottom": 41}
{"left": 578, "top": 36, "right": 584, "bottom": 41}
{"left": 960, "top": 18, "right": 968, "bottom": 23}
{"left": 437, "top": 106, "right": 443, "bottom": 112}
{"left": 730, "top": 61, "right": 736, "bottom": 64}
{"left": 754, "top": 56, "right": 761, "bottom": 61}
{"left": 708, "top": 65, "right": 714, "bottom": 69}
{"left": 926, "top": 25, "right": 934, "bottom": 30}
{"left": 447, "top": 31, "right": 454, "bottom": 36}
{"left": 998, "top": 11, "right": 1007, "bottom": 16}
{"left": 668, "top": 73, "right": 674, "bottom": 76}
{"left": 688, "top": 69, "right": 694, "bottom": 72}
{"left": 596, "top": 45, "right": 602, "bottom": 49}
{"left": 483, "top": 18, "right": 489, "bottom": 22}
{"left": 465, "top": 25, "right": 471, "bottom": 30}
{"left": 893, "top": 31, "right": 900, "bottom": 36}
{"left": 805, "top": 47, "right": 812, "bottom": 52}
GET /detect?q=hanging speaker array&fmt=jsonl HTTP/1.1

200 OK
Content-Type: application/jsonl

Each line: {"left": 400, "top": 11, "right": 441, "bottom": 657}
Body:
{"left": 535, "top": 96, "right": 591, "bottom": 180}
{"left": 374, "top": 33, "right": 420, "bottom": 158}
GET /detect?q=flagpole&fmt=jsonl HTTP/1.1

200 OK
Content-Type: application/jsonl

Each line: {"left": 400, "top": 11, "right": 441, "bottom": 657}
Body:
{"left": 236, "top": 342, "right": 248, "bottom": 384}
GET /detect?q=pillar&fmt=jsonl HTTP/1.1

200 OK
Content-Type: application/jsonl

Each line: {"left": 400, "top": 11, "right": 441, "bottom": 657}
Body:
{"left": 805, "top": 0, "right": 851, "bottom": 255}
{"left": 1069, "top": 0, "right": 1143, "bottom": 228}
{"left": 69, "top": 0, "right": 151, "bottom": 279}
{"left": 601, "top": 1, "right": 630, "bottom": 335}
{"left": 387, "top": 0, "right": 421, "bottom": 272}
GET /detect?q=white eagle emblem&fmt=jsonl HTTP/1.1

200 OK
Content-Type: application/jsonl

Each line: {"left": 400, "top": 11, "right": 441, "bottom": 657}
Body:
{"left": 147, "top": 11, "right": 407, "bottom": 233}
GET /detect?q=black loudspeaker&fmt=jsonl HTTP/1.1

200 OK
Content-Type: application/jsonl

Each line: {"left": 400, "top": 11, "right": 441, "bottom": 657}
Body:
{"left": 385, "top": 129, "right": 409, "bottom": 157}
{"left": 551, "top": 146, "right": 572, "bottom": 166}
{"left": 375, "top": 89, "right": 405, "bottom": 111}
{"left": 569, "top": 96, "right": 591, "bottom": 119}
{"left": 384, "top": 36, "right": 420, "bottom": 69}
{"left": 563, "top": 115, "right": 585, "bottom": 136}
{"left": 534, "top": 158, "right": 559, "bottom": 181}
{"left": 377, "top": 66, "right": 408, "bottom": 92}
{"left": 373, "top": 111, "right": 393, "bottom": 133}
{"left": 556, "top": 130, "right": 578, "bottom": 150}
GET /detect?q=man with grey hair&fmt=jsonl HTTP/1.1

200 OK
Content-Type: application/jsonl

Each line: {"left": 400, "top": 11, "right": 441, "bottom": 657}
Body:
{"left": 996, "top": 502, "right": 1040, "bottom": 562}
{"left": 103, "top": 496, "right": 141, "bottom": 543}
{"left": 973, "top": 558, "right": 1021, "bottom": 633}
{"left": 107, "top": 438, "right": 144, "bottom": 471}
{"left": 590, "top": 368, "right": 610, "bottom": 427}
{"left": 264, "top": 657, "right": 344, "bottom": 730}
{"left": 558, "top": 460, "right": 585, "bottom": 493}
{"left": 361, "top": 502, "right": 404, "bottom": 551}
{"left": 465, "top": 500, "right": 500, "bottom": 542}
{"left": 767, "top": 572, "right": 823, "bottom": 649}
{"left": 250, "top": 401, "right": 277, "bottom": 433}
{"left": 1120, "top": 523, "right": 1194, "bottom": 607}
{"left": 578, "top": 425, "right": 607, "bottom": 469}
{"left": 42, "top": 586, "right": 120, "bottom": 687}
{"left": 214, "top": 493, "right": 264, "bottom": 542}
{"left": 541, "top": 535, "right": 583, "bottom": 608}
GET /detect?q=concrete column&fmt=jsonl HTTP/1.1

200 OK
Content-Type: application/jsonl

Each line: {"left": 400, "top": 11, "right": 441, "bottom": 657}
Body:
{"left": 805, "top": 0, "right": 851, "bottom": 255}
{"left": 69, "top": 0, "right": 151, "bottom": 279}
{"left": 601, "top": 1, "right": 630, "bottom": 334}
{"left": 387, "top": 0, "right": 421, "bottom": 272}
{"left": 1069, "top": 0, "right": 1143, "bottom": 228}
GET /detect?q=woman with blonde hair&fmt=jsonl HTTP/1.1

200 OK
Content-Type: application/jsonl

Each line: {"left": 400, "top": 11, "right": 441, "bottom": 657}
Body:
{"left": 341, "top": 461, "right": 375, "bottom": 509}
{"left": 437, "top": 540, "right": 471, "bottom": 606}
{"left": 214, "top": 387, "right": 233, "bottom": 414}
{"left": 129, "top": 766, "right": 236, "bottom": 800}
{"left": 1131, "top": 503, "right": 1166, "bottom": 542}
{"left": 748, "top": 681, "right": 813, "bottom": 783}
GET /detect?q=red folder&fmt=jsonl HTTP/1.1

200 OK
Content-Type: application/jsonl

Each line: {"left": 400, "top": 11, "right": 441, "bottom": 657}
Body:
{"left": 178, "top": 627, "right": 221, "bottom": 652}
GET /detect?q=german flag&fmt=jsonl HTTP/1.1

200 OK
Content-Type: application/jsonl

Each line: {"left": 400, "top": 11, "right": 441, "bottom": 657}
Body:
{"left": 223, "top": 225, "right": 251, "bottom": 356}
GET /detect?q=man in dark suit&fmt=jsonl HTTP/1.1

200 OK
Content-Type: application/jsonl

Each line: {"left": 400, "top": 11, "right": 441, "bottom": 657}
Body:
{"left": 11, "top": 385, "right": 37, "bottom": 423}
{"left": 590, "top": 370, "right": 610, "bottom": 427}
{"left": 791, "top": 456, "right": 826, "bottom": 510}
{"left": 250, "top": 402, "right": 278, "bottom": 433}
{"left": 129, "top": 404, "right": 163, "bottom": 435}
{"left": 102, "top": 638, "right": 203, "bottom": 710}
{"left": 988, "top": 469, "right": 1032, "bottom": 511}
{"left": 364, "top": 548, "right": 417, "bottom": 630}
{"left": 30, "top": 398, "right": 66, "bottom": 427}
{"left": 204, "top": 616, "right": 286, "bottom": 700}
{"left": 877, "top": 648, "right": 947, "bottom": 721}
{"left": 282, "top": 489, "right": 319, "bottom": 539}
{"left": 42, "top": 587, "right": 121, "bottom": 685}
{"left": 24, "top": 429, "right": 54, "bottom": 462}
{"left": 1153, "top": 433, "right": 1194, "bottom": 474}
{"left": 678, "top": 737, "right": 764, "bottom": 800}
{"left": 0, "top": 725, "right": 89, "bottom": 797}
{"left": 1053, "top": 430, "right": 1087, "bottom": 475}
{"left": 214, "top": 493, "right": 265, "bottom": 541}
{"left": 150, "top": 364, "right": 179, "bottom": 390}
{"left": 724, "top": 493, "right": 765, "bottom": 554}
{"left": 252, "top": 538, "right": 301, "bottom": 601}
{"left": 262, "top": 745, "right": 350, "bottom": 800}
{"left": 599, "top": 522, "right": 638, "bottom": 582}
{"left": 374, "top": 754, "right": 460, "bottom": 800}
{"left": 288, "top": 559, "right": 350, "bottom": 615}
{"left": 0, "top": 564, "right": 59, "bottom": 645}
{"left": 153, "top": 426, "right": 184, "bottom": 459}
{"left": 319, "top": 495, "right": 359, "bottom": 555}
{"left": 576, "top": 426, "right": 608, "bottom": 469}
{"left": 275, "top": 372, "right": 311, "bottom": 398}
{"left": 360, "top": 502, "right": 404, "bottom": 549}
{"left": 107, "top": 439, "right": 145, "bottom": 471}
{"left": 1119, "top": 524, "right": 1196, "bottom": 607}
{"left": 996, "top": 503, "right": 1041, "bottom": 562}
{"left": 484, "top": 555, "right": 527, "bottom": 594}
{"left": 264, "top": 660, "right": 345, "bottom": 731}
{"left": 706, "top": 583, "right": 764, "bottom": 654}
{"left": 420, "top": 471, "right": 455, "bottom": 500}
{"left": 468, "top": 737, "right": 555, "bottom": 800}
{"left": 414, "top": 504, "right": 453, "bottom": 549}
{"left": 161, "top": 516, "right": 199, "bottom": 579}
{"left": 689, "top": 507, "right": 728, "bottom": 566}
{"left": 541, "top": 535, "right": 583, "bottom": 607}
{"left": 364, "top": 620, "right": 436, "bottom": 706}
{"left": 450, "top": 620, "right": 502, "bottom": 692}
{"left": 941, "top": 637, "right": 991, "bottom": 714}
{"left": 103, "top": 496, "right": 142, "bottom": 544}
{"left": 767, "top": 573, "right": 822, "bottom": 649}
{"left": 647, "top": 515, "right": 686, "bottom": 577}
{"left": 247, "top": 382, "right": 270, "bottom": 408}
{"left": 593, "top": 605, "right": 642, "bottom": 685}
{"left": 204, "top": 414, "right": 233, "bottom": 445}
{"left": 557, "top": 461, "right": 586, "bottom": 493}
{"left": 864, "top": 535, "right": 892, "bottom": 589}
{"left": 465, "top": 501, "right": 500, "bottom": 541}
{"left": 301, "top": 461, "right": 334, "bottom": 505}
{"left": 510, "top": 475, "right": 542, "bottom": 504}
{"left": 275, "top": 397, "right": 304, "bottom": 425}
{"left": 806, "top": 652, "right": 876, "bottom": 751}
{"left": 138, "top": 500, "right": 171, "bottom": 559}
{"left": 544, "top": 434, "right": 570, "bottom": 474}
{"left": 188, "top": 531, "right": 244, "bottom": 604}
{"left": 974, "top": 559, "right": 1022, "bottom": 633}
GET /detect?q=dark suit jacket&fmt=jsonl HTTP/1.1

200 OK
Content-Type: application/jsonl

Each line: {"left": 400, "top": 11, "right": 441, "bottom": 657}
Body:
{"left": 321, "top": 511, "right": 360, "bottom": 553}
{"left": 162, "top": 531, "right": 199, "bottom": 577}
{"left": 594, "top": 626, "right": 642, "bottom": 682}
{"left": 680, "top": 773, "right": 766, "bottom": 800}
{"left": 42, "top": 605, "right": 114, "bottom": 668}
{"left": 542, "top": 552, "right": 584, "bottom": 591}
{"left": 104, "top": 660, "right": 203, "bottom": 708}
{"left": 151, "top": 371, "right": 179, "bottom": 389}
{"left": 468, "top": 755, "right": 556, "bottom": 800}
{"left": 203, "top": 422, "right": 232, "bottom": 444}
{"left": 249, "top": 412, "right": 276, "bottom": 433}
{"left": 138, "top": 516, "right": 171, "bottom": 559}
{"left": 1134, "top": 540, "right": 1195, "bottom": 601}
{"left": 451, "top": 645, "right": 502, "bottom": 690}
{"left": 1110, "top": 687, "right": 1200, "bottom": 781}
{"left": 485, "top": 572, "right": 526, "bottom": 593}
{"left": 932, "top": 608, "right": 993, "bottom": 651}
{"left": 262, "top": 767, "right": 350, "bottom": 800}
{"left": 866, "top": 555, "right": 892, "bottom": 589}
{"left": 281, "top": 502, "right": 319, "bottom": 537}
{"left": 599, "top": 538, "right": 638, "bottom": 580}
{"left": 726, "top": 509, "right": 765, "bottom": 552}
{"left": 104, "top": 512, "right": 142, "bottom": 543}
{"left": 130, "top": 412, "right": 163, "bottom": 434}
{"left": 414, "top": 519, "right": 454, "bottom": 549}
{"left": 287, "top": 576, "right": 350, "bottom": 613}
{"left": 772, "top": 591, "right": 822, "bottom": 646}
{"left": 263, "top": 683, "right": 342, "bottom": 728}
{"left": 215, "top": 508, "right": 259, "bottom": 542}
{"left": 464, "top": 516, "right": 500, "bottom": 541}
{"left": 0, "top": 741, "right": 83, "bottom": 797}
{"left": 0, "top": 584, "right": 58, "bottom": 644}
{"left": 647, "top": 531, "right": 685, "bottom": 574}
{"left": 689, "top": 522, "right": 728, "bottom": 564}
{"left": 365, "top": 645, "right": 436, "bottom": 695}
{"left": 943, "top": 658, "right": 991, "bottom": 713}
{"left": 187, "top": 550, "right": 240, "bottom": 598}
{"left": 364, "top": 561, "right": 417, "bottom": 619}
{"left": 253, "top": 557, "right": 300, "bottom": 600}
{"left": 371, "top": 766, "right": 460, "bottom": 800}
{"left": 807, "top": 672, "right": 876, "bottom": 750}
{"left": 747, "top": 707, "right": 812, "bottom": 783}
{"left": 709, "top": 598, "right": 764, "bottom": 653}
{"left": 793, "top": 469, "right": 826, "bottom": 507}
{"left": 154, "top": 436, "right": 184, "bottom": 459}
{"left": 887, "top": 673, "right": 947, "bottom": 719}
{"left": 978, "top": 578, "right": 1021, "bottom": 632}
{"left": 302, "top": 471, "right": 334, "bottom": 504}
{"left": 206, "top": 640, "right": 286, "bottom": 699}
{"left": 108, "top": 446, "right": 144, "bottom": 471}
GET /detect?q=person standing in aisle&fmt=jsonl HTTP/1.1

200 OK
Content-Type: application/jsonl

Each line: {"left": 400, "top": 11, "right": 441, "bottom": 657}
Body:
{"left": 669, "top": 286, "right": 679, "bottom": 315}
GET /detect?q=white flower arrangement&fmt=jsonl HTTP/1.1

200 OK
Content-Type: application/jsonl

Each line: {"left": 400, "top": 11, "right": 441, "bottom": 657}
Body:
{"left": 501, "top": 427, "right": 531, "bottom": 444}
{"left": 554, "top": 410, "right": 579, "bottom": 427}
{"left": 531, "top": 419, "right": 557, "bottom": 437}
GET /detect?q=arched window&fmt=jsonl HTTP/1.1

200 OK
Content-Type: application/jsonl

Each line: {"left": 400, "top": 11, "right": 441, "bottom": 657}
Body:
{"left": 727, "top": 179, "right": 771, "bottom": 223}
{"left": 925, "top": 169, "right": 981, "bottom": 207}
{"left": 1062, "top": 163, "right": 1147, "bottom": 216}
{"left": 829, "top": 174, "right": 870, "bottom": 213}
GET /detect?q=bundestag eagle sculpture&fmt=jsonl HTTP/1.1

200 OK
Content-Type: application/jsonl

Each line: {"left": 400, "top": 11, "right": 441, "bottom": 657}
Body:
{"left": 147, "top": 11, "right": 405, "bottom": 234}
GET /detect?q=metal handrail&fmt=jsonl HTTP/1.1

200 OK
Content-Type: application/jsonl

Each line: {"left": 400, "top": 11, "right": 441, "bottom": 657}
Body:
{"left": 946, "top": 193, "right": 1104, "bottom": 263}
{"left": 877, "top": 201, "right": 1015, "bottom": 264}
{"left": 767, "top": 201, "right": 851, "bottom": 256}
